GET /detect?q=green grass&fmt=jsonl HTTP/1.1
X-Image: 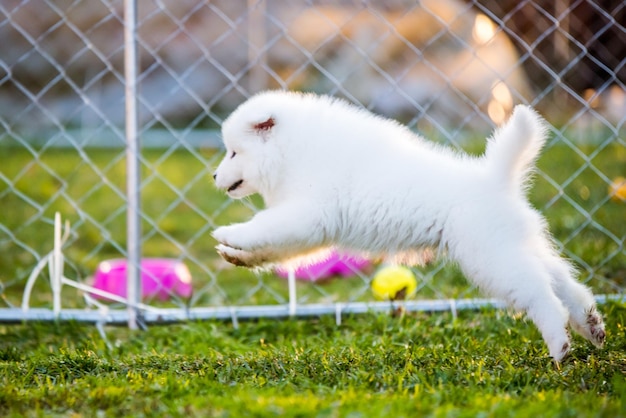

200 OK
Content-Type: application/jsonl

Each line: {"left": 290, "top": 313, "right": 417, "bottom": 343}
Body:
{"left": 1, "top": 303, "right": 625, "bottom": 417}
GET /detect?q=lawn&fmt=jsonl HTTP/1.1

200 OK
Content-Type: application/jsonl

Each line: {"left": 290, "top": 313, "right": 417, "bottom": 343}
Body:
{"left": 0, "top": 132, "right": 625, "bottom": 416}
{"left": 0, "top": 303, "right": 625, "bottom": 417}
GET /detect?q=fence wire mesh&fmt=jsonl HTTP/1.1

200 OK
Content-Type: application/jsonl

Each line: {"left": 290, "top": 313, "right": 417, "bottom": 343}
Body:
{"left": 0, "top": 0, "right": 624, "bottom": 322}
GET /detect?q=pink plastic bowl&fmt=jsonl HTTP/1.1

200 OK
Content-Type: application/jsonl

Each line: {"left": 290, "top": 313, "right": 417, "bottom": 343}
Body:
{"left": 275, "top": 252, "right": 370, "bottom": 282}
{"left": 92, "top": 258, "right": 192, "bottom": 301}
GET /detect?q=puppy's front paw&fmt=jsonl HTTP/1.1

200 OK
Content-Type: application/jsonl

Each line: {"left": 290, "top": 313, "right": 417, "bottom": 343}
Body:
{"left": 216, "top": 244, "right": 261, "bottom": 268}
{"left": 212, "top": 225, "right": 249, "bottom": 250}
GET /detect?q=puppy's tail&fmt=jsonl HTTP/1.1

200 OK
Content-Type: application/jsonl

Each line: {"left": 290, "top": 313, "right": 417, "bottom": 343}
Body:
{"left": 484, "top": 104, "right": 549, "bottom": 190}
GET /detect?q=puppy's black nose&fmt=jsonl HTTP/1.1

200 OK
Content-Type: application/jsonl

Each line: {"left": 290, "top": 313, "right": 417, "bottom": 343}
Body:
{"left": 212, "top": 173, "right": 217, "bottom": 180}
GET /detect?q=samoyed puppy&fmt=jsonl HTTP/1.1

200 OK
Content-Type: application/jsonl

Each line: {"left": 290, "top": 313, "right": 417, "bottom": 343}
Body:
{"left": 212, "top": 90, "right": 605, "bottom": 361}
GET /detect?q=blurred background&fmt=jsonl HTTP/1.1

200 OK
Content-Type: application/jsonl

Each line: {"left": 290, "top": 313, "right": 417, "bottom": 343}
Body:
{"left": 0, "top": 0, "right": 624, "bottom": 314}
{"left": 1, "top": 0, "right": 624, "bottom": 133}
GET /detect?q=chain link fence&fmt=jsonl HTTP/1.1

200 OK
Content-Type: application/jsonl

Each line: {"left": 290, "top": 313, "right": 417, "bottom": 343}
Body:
{"left": 0, "top": 0, "right": 624, "bottom": 325}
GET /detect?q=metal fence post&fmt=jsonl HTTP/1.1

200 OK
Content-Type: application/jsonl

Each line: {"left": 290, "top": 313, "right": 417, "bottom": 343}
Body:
{"left": 124, "top": 0, "right": 141, "bottom": 330}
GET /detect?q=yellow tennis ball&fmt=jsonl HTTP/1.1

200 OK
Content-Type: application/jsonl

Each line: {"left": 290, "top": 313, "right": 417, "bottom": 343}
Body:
{"left": 371, "top": 266, "right": 417, "bottom": 301}
{"left": 609, "top": 177, "right": 626, "bottom": 202}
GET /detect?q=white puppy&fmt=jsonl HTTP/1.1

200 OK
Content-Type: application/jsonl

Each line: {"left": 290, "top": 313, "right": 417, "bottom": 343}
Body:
{"left": 212, "top": 90, "right": 605, "bottom": 362}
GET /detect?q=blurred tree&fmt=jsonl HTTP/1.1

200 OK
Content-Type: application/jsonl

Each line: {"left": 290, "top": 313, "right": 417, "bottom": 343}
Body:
{"left": 472, "top": 0, "right": 625, "bottom": 94}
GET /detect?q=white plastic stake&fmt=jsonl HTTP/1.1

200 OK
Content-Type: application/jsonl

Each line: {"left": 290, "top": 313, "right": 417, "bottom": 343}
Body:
{"left": 52, "top": 212, "right": 63, "bottom": 317}
{"left": 288, "top": 268, "right": 296, "bottom": 317}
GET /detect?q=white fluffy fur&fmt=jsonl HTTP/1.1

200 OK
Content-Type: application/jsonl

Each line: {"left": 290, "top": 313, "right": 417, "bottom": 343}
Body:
{"left": 212, "top": 90, "right": 605, "bottom": 362}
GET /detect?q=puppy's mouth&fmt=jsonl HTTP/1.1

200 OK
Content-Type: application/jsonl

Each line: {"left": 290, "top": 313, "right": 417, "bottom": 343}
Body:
{"left": 227, "top": 179, "right": 244, "bottom": 192}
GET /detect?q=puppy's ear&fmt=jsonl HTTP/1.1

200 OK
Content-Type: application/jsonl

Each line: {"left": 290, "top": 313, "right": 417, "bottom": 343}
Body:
{"left": 251, "top": 116, "right": 275, "bottom": 139}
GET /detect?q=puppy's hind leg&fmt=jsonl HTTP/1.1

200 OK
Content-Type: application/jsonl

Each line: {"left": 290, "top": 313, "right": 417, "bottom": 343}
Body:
{"left": 497, "top": 270, "right": 572, "bottom": 362}
{"left": 546, "top": 255, "right": 606, "bottom": 347}
{"left": 461, "top": 254, "right": 572, "bottom": 362}
{"left": 523, "top": 289, "right": 572, "bottom": 362}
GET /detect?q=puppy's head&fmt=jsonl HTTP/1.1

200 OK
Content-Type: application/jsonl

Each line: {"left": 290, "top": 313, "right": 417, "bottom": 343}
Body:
{"left": 213, "top": 93, "right": 285, "bottom": 199}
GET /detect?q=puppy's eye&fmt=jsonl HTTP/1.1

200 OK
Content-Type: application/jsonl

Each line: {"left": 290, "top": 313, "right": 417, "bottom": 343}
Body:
{"left": 230, "top": 151, "right": 237, "bottom": 159}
